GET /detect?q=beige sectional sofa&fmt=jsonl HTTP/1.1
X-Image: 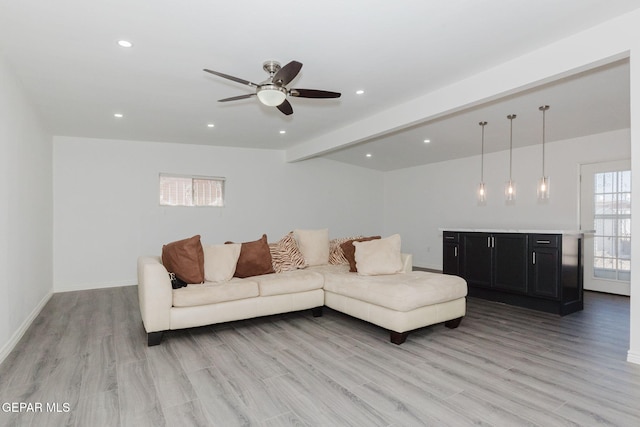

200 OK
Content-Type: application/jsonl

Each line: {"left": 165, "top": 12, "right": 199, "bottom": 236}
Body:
{"left": 137, "top": 251, "right": 467, "bottom": 346}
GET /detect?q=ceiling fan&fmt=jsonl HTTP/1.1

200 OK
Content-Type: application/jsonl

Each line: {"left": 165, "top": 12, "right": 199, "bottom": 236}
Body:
{"left": 203, "top": 60, "right": 341, "bottom": 116}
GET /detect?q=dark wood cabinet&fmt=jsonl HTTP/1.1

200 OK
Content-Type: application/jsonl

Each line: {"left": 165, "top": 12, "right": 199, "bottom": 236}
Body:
{"left": 529, "top": 234, "right": 560, "bottom": 299}
{"left": 443, "top": 230, "right": 583, "bottom": 315}
{"left": 493, "top": 234, "right": 528, "bottom": 294}
{"left": 442, "top": 232, "right": 461, "bottom": 276}
{"left": 458, "top": 233, "right": 528, "bottom": 293}
{"left": 460, "top": 233, "right": 492, "bottom": 288}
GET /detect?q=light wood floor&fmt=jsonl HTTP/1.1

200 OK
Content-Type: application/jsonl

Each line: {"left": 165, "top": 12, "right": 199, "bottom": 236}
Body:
{"left": 1, "top": 287, "right": 639, "bottom": 427}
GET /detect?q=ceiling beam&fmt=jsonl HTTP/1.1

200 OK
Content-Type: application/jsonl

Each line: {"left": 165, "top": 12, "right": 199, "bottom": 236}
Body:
{"left": 285, "top": 12, "right": 635, "bottom": 163}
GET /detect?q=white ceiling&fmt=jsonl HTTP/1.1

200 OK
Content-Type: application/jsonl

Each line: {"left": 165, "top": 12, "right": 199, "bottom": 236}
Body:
{"left": 0, "top": 0, "right": 636, "bottom": 171}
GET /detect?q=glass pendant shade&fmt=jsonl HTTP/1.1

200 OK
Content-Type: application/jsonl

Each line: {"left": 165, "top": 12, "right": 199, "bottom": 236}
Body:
{"left": 478, "top": 182, "right": 486, "bottom": 202}
{"left": 538, "top": 176, "right": 550, "bottom": 199}
{"left": 256, "top": 85, "right": 287, "bottom": 106}
{"left": 505, "top": 180, "right": 516, "bottom": 201}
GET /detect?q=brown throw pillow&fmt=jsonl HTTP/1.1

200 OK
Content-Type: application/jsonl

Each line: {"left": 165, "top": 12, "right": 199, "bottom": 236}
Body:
{"left": 227, "top": 234, "right": 275, "bottom": 278}
{"left": 340, "top": 236, "right": 381, "bottom": 272}
{"left": 162, "top": 235, "right": 205, "bottom": 284}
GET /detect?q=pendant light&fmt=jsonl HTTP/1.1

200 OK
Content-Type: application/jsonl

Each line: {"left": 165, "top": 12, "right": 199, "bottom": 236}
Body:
{"left": 478, "top": 121, "right": 488, "bottom": 202}
{"left": 538, "top": 105, "right": 550, "bottom": 199}
{"left": 505, "top": 114, "right": 516, "bottom": 202}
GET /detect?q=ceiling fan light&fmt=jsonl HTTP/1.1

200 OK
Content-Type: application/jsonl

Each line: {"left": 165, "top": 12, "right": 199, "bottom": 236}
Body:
{"left": 257, "top": 85, "right": 287, "bottom": 106}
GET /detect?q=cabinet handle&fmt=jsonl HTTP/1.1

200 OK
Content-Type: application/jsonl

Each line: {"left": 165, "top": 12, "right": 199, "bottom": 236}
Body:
{"left": 487, "top": 236, "right": 491, "bottom": 247}
{"left": 445, "top": 236, "right": 454, "bottom": 240}
{"left": 532, "top": 251, "right": 536, "bottom": 264}
{"left": 454, "top": 247, "right": 458, "bottom": 257}
{"left": 536, "top": 240, "right": 550, "bottom": 244}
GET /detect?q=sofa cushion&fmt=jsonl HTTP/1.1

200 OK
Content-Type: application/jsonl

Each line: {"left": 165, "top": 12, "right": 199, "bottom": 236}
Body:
{"left": 340, "top": 236, "right": 381, "bottom": 272}
{"left": 252, "top": 269, "right": 325, "bottom": 297}
{"left": 307, "top": 264, "right": 350, "bottom": 274}
{"left": 322, "top": 270, "right": 467, "bottom": 312}
{"left": 162, "top": 235, "right": 205, "bottom": 284}
{"left": 293, "top": 228, "right": 329, "bottom": 266}
{"left": 203, "top": 243, "right": 241, "bottom": 283}
{"left": 172, "top": 278, "right": 259, "bottom": 307}
{"left": 228, "top": 234, "right": 274, "bottom": 278}
{"left": 269, "top": 232, "right": 307, "bottom": 273}
{"left": 353, "top": 234, "right": 403, "bottom": 276}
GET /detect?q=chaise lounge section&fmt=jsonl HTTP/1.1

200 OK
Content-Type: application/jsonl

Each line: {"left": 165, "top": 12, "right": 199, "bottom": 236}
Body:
{"left": 315, "top": 263, "right": 467, "bottom": 344}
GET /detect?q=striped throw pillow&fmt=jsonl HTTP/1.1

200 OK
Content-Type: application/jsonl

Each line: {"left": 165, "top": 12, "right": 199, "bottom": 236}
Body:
{"left": 269, "top": 232, "right": 307, "bottom": 273}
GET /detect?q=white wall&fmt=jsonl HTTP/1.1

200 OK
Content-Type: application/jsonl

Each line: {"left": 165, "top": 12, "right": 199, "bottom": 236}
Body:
{"left": 0, "top": 57, "right": 53, "bottom": 362}
{"left": 628, "top": 33, "right": 640, "bottom": 365}
{"left": 383, "top": 129, "right": 630, "bottom": 270}
{"left": 53, "top": 136, "right": 383, "bottom": 291}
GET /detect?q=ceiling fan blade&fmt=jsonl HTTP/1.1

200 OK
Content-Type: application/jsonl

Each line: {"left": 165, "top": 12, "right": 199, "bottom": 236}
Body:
{"left": 218, "top": 94, "right": 255, "bottom": 102}
{"left": 277, "top": 99, "right": 293, "bottom": 115}
{"left": 272, "top": 61, "right": 302, "bottom": 86}
{"left": 289, "top": 89, "right": 341, "bottom": 99}
{"left": 203, "top": 69, "right": 258, "bottom": 88}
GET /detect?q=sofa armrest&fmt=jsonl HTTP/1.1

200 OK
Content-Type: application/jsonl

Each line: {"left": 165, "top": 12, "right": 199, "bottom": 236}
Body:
{"left": 137, "top": 256, "right": 172, "bottom": 333}
{"left": 401, "top": 253, "right": 413, "bottom": 273}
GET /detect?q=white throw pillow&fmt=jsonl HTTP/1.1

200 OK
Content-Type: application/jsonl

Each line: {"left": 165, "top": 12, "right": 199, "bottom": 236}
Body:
{"left": 203, "top": 243, "right": 242, "bottom": 283}
{"left": 353, "top": 234, "right": 403, "bottom": 275}
{"left": 293, "top": 228, "right": 330, "bottom": 266}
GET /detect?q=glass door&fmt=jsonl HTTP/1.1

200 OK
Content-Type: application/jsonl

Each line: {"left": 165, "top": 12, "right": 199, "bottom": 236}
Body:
{"left": 580, "top": 160, "right": 631, "bottom": 296}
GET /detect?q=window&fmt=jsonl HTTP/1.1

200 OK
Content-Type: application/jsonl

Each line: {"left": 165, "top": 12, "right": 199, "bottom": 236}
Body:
{"left": 592, "top": 170, "right": 630, "bottom": 281}
{"left": 159, "top": 174, "right": 225, "bottom": 207}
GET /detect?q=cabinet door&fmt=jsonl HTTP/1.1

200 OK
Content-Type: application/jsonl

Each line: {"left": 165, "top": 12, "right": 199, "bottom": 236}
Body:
{"left": 493, "top": 234, "right": 528, "bottom": 293}
{"left": 443, "top": 243, "right": 460, "bottom": 275}
{"left": 530, "top": 246, "right": 560, "bottom": 298}
{"left": 461, "top": 233, "right": 492, "bottom": 288}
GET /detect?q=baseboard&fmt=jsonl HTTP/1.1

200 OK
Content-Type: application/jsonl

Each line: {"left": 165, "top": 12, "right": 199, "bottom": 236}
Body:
{"left": 413, "top": 266, "right": 443, "bottom": 273}
{"left": 627, "top": 349, "right": 640, "bottom": 365}
{"left": 54, "top": 279, "right": 137, "bottom": 293}
{"left": 0, "top": 290, "right": 52, "bottom": 365}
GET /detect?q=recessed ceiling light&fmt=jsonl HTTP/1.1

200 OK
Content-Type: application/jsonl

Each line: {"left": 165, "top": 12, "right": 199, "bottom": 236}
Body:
{"left": 423, "top": 139, "right": 431, "bottom": 143}
{"left": 207, "top": 123, "right": 215, "bottom": 128}
{"left": 279, "top": 130, "right": 286, "bottom": 134}
{"left": 366, "top": 153, "right": 372, "bottom": 158}
{"left": 356, "top": 90, "right": 364, "bottom": 95}
{"left": 117, "top": 40, "right": 133, "bottom": 48}
{"left": 114, "top": 113, "right": 123, "bottom": 118}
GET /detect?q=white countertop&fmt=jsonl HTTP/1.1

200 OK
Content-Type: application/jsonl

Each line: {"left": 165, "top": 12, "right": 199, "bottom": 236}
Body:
{"left": 439, "top": 228, "right": 594, "bottom": 236}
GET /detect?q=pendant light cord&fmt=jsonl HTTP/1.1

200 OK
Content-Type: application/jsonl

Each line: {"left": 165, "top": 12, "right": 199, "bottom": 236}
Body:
{"left": 507, "top": 114, "right": 516, "bottom": 180}
{"left": 540, "top": 105, "right": 549, "bottom": 177}
{"left": 482, "top": 125, "right": 484, "bottom": 181}
{"left": 509, "top": 120, "right": 512, "bottom": 179}
{"left": 542, "top": 109, "right": 545, "bottom": 176}
{"left": 480, "top": 121, "right": 487, "bottom": 182}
